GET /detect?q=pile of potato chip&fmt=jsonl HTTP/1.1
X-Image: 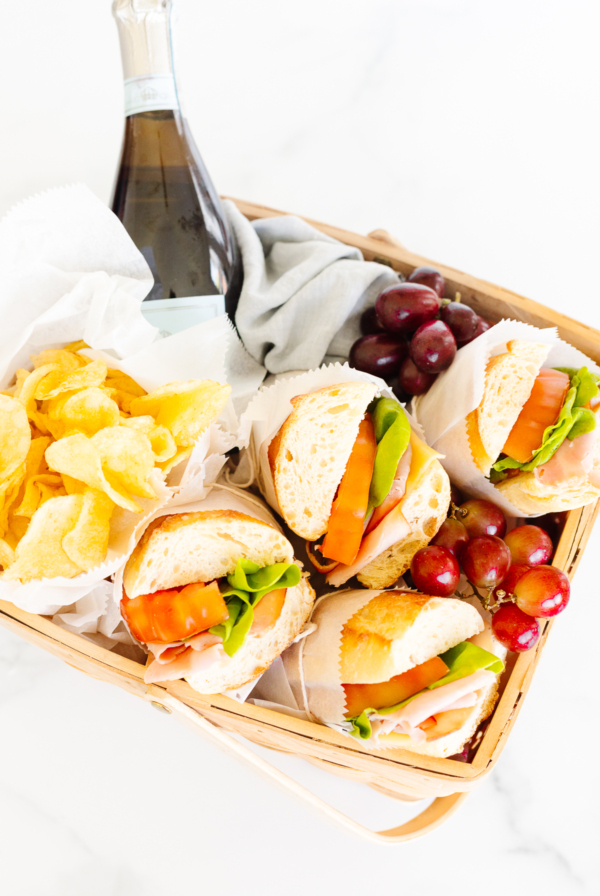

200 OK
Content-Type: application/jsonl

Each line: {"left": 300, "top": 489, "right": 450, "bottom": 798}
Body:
{"left": 0, "top": 342, "right": 230, "bottom": 583}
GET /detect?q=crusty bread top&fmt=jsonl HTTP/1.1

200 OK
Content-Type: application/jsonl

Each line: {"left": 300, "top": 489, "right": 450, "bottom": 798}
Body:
{"left": 124, "top": 509, "right": 294, "bottom": 598}
{"left": 468, "top": 339, "right": 551, "bottom": 475}
{"left": 340, "top": 591, "right": 484, "bottom": 684}
{"left": 269, "top": 381, "right": 378, "bottom": 540}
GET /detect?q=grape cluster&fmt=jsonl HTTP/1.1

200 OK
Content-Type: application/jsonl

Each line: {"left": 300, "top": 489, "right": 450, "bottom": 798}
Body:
{"left": 409, "top": 494, "right": 570, "bottom": 653}
{"left": 350, "top": 266, "right": 491, "bottom": 399}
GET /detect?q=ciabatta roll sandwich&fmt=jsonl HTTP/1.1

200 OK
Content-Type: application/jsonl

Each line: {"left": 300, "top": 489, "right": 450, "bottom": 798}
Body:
{"left": 121, "top": 488, "right": 315, "bottom": 693}
{"left": 266, "top": 381, "right": 450, "bottom": 588}
{"left": 281, "top": 589, "right": 505, "bottom": 758}
{"left": 467, "top": 340, "right": 600, "bottom": 514}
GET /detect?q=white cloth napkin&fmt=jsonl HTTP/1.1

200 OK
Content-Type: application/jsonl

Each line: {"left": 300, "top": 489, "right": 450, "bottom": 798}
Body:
{"left": 225, "top": 202, "right": 400, "bottom": 375}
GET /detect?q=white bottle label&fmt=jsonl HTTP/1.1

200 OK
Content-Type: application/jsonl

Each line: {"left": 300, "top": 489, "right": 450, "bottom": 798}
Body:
{"left": 141, "top": 295, "right": 226, "bottom": 337}
{"left": 124, "top": 74, "right": 179, "bottom": 116}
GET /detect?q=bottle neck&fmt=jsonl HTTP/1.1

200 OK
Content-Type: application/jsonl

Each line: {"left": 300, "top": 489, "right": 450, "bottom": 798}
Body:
{"left": 112, "top": 0, "right": 180, "bottom": 117}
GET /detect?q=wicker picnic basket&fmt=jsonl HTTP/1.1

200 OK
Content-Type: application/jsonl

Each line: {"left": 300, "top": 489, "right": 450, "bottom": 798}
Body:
{"left": 1, "top": 198, "right": 598, "bottom": 843}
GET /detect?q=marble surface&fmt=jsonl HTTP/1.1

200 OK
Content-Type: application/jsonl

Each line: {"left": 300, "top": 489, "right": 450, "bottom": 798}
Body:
{"left": 1, "top": 0, "right": 600, "bottom": 892}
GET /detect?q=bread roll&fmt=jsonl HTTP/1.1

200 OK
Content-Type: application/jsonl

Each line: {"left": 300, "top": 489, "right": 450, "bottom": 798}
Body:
{"left": 340, "top": 591, "right": 484, "bottom": 684}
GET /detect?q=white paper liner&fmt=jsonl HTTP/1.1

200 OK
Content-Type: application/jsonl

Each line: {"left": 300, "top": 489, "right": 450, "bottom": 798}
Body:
{"left": 413, "top": 320, "right": 600, "bottom": 517}
{"left": 0, "top": 184, "right": 156, "bottom": 385}
{"left": 235, "top": 362, "right": 424, "bottom": 514}
{"left": 0, "top": 184, "right": 236, "bottom": 629}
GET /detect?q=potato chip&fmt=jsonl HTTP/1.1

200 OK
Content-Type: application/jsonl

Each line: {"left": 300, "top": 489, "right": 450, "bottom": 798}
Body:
{"left": 0, "top": 538, "right": 15, "bottom": 570}
{"left": 25, "top": 436, "right": 51, "bottom": 476}
{"left": 2, "top": 494, "right": 84, "bottom": 581}
{"left": 18, "top": 364, "right": 61, "bottom": 432}
{"left": 62, "top": 488, "right": 114, "bottom": 572}
{"left": 1, "top": 369, "right": 31, "bottom": 399}
{"left": 35, "top": 358, "right": 107, "bottom": 401}
{"left": 31, "top": 349, "right": 87, "bottom": 372}
{"left": 61, "top": 474, "right": 86, "bottom": 495}
{"left": 46, "top": 387, "right": 120, "bottom": 438}
{"left": 0, "top": 476, "right": 23, "bottom": 537}
{"left": 45, "top": 434, "right": 142, "bottom": 512}
{"left": 122, "top": 415, "right": 177, "bottom": 464}
{"left": 13, "top": 473, "right": 64, "bottom": 519}
{"left": 63, "top": 341, "right": 90, "bottom": 352}
{"left": 130, "top": 380, "right": 231, "bottom": 447}
{"left": 158, "top": 446, "right": 192, "bottom": 474}
{"left": 91, "top": 427, "right": 157, "bottom": 499}
{"left": 0, "top": 395, "right": 31, "bottom": 487}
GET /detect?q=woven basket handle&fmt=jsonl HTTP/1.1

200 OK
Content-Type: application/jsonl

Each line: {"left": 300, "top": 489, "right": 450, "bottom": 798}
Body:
{"left": 145, "top": 687, "right": 467, "bottom": 844}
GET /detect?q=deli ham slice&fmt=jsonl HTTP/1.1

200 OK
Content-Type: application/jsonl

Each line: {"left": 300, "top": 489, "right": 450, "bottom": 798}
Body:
{"left": 145, "top": 632, "right": 229, "bottom": 684}
{"left": 326, "top": 503, "right": 412, "bottom": 586}
{"left": 375, "top": 669, "right": 496, "bottom": 737}
{"left": 535, "top": 427, "right": 598, "bottom": 487}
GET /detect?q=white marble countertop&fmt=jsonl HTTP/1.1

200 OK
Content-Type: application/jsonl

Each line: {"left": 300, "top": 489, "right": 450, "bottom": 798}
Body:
{"left": 1, "top": 0, "right": 599, "bottom": 892}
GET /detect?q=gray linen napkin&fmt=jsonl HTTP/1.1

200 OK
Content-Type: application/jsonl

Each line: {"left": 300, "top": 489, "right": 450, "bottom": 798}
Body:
{"left": 225, "top": 201, "right": 400, "bottom": 374}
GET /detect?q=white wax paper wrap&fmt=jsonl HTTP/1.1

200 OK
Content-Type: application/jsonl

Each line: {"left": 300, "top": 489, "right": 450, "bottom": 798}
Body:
{"left": 235, "top": 362, "right": 424, "bottom": 514}
{"left": 0, "top": 184, "right": 156, "bottom": 384}
{"left": 252, "top": 589, "right": 382, "bottom": 743}
{"left": 0, "top": 184, "right": 236, "bottom": 622}
{"left": 413, "top": 320, "right": 600, "bottom": 517}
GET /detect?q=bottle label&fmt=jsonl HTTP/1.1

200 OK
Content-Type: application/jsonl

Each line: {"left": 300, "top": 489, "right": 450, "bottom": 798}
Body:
{"left": 124, "top": 74, "right": 179, "bottom": 116}
{"left": 141, "top": 296, "right": 226, "bottom": 337}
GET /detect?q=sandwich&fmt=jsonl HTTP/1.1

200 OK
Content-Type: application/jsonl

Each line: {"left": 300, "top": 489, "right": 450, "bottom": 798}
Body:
{"left": 467, "top": 339, "right": 600, "bottom": 514}
{"left": 120, "top": 488, "right": 315, "bottom": 693}
{"left": 282, "top": 589, "right": 505, "bottom": 758}
{"left": 267, "top": 381, "right": 450, "bottom": 589}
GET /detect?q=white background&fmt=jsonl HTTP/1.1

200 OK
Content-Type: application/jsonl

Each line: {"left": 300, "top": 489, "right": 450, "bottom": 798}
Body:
{"left": 1, "top": 1, "right": 599, "bottom": 893}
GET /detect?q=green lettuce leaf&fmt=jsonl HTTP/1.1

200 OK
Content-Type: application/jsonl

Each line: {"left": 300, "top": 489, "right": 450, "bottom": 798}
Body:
{"left": 209, "top": 558, "right": 301, "bottom": 657}
{"left": 347, "top": 641, "right": 504, "bottom": 740}
{"left": 369, "top": 398, "right": 411, "bottom": 508}
{"left": 491, "top": 366, "right": 598, "bottom": 479}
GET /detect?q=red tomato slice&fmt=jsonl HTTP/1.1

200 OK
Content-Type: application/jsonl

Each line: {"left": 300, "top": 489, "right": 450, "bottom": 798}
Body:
{"left": 321, "top": 415, "right": 377, "bottom": 566}
{"left": 250, "top": 588, "right": 287, "bottom": 635}
{"left": 343, "top": 655, "right": 449, "bottom": 718}
{"left": 503, "top": 368, "right": 570, "bottom": 463}
{"left": 121, "top": 580, "right": 229, "bottom": 644}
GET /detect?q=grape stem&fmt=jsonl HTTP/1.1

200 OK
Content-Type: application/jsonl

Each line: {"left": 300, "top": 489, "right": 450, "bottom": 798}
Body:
{"left": 458, "top": 582, "right": 515, "bottom": 612}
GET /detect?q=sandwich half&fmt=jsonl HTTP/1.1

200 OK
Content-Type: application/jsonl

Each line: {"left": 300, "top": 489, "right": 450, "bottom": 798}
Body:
{"left": 121, "top": 492, "right": 315, "bottom": 693}
{"left": 467, "top": 339, "right": 600, "bottom": 514}
{"left": 340, "top": 591, "right": 506, "bottom": 757}
{"left": 268, "top": 382, "right": 450, "bottom": 589}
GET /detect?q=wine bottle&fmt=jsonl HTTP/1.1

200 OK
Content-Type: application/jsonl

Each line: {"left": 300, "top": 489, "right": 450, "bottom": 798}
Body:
{"left": 111, "top": 0, "right": 242, "bottom": 335}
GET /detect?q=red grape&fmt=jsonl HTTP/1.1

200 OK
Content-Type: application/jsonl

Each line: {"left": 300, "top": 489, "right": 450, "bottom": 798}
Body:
{"left": 458, "top": 316, "right": 492, "bottom": 348}
{"left": 450, "top": 484, "right": 463, "bottom": 507}
{"left": 461, "top": 535, "right": 511, "bottom": 589}
{"left": 431, "top": 518, "right": 469, "bottom": 558}
{"left": 408, "top": 266, "right": 445, "bottom": 298}
{"left": 375, "top": 283, "right": 441, "bottom": 335}
{"left": 534, "top": 512, "right": 567, "bottom": 548}
{"left": 504, "top": 525, "right": 553, "bottom": 567}
{"left": 492, "top": 603, "right": 540, "bottom": 652}
{"left": 410, "top": 320, "right": 457, "bottom": 374}
{"left": 514, "top": 565, "right": 570, "bottom": 617}
{"left": 360, "top": 306, "right": 385, "bottom": 335}
{"left": 492, "top": 563, "right": 529, "bottom": 601}
{"left": 349, "top": 333, "right": 408, "bottom": 378}
{"left": 458, "top": 499, "right": 507, "bottom": 539}
{"left": 440, "top": 303, "right": 478, "bottom": 343}
{"left": 398, "top": 356, "right": 437, "bottom": 396}
{"left": 410, "top": 546, "right": 460, "bottom": 597}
